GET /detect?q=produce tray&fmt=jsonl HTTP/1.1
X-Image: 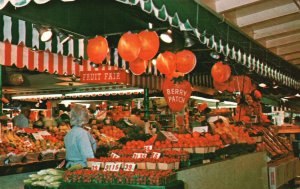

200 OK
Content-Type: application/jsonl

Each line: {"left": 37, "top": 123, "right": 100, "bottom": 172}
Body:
{"left": 0, "top": 155, "right": 7, "bottom": 166}
{"left": 8, "top": 154, "right": 25, "bottom": 164}
{"left": 55, "top": 151, "right": 66, "bottom": 160}
{"left": 24, "top": 152, "right": 40, "bottom": 163}
{"left": 40, "top": 152, "right": 55, "bottom": 161}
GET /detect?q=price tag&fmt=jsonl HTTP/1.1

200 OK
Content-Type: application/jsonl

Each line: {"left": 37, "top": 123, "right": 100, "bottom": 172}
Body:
{"left": 123, "top": 163, "right": 136, "bottom": 172}
{"left": 32, "top": 133, "right": 44, "bottom": 140}
{"left": 23, "top": 140, "right": 32, "bottom": 147}
{"left": 104, "top": 162, "right": 122, "bottom": 172}
{"left": 144, "top": 145, "right": 153, "bottom": 153}
{"left": 38, "top": 131, "right": 51, "bottom": 136}
{"left": 151, "top": 152, "right": 161, "bottom": 159}
{"left": 132, "top": 153, "right": 147, "bottom": 159}
{"left": 91, "top": 162, "right": 101, "bottom": 171}
{"left": 160, "top": 131, "right": 178, "bottom": 142}
{"left": 111, "top": 152, "right": 120, "bottom": 159}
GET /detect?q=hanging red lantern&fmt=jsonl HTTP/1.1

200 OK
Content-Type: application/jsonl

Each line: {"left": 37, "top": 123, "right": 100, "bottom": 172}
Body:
{"left": 87, "top": 36, "right": 109, "bottom": 64}
{"left": 118, "top": 32, "right": 141, "bottom": 62}
{"left": 129, "top": 58, "right": 147, "bottom": 75}
{"left": 211, "top": 61, "right": 231, "bottom": 83}
{"left": 175, "top": 50, "right": 196, "bottom": 74}
{"left": 227, "top": 75, "right": 252, "bottom": 94}
{"left": 156, "top": 51, "right": 176, "bottom": 75}
{"left": 166, "top": 71, "right": 184, "bottom": 80}
{"left": 138, "top": 30, "right": 160, "bottom": 60}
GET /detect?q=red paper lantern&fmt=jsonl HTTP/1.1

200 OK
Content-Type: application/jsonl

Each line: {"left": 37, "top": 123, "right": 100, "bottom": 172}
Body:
{"left": 156, "top": 51, "right": 176, "bottom": 75}
{"left": 211, "top": 61, "right": 231, "bottom": 83}
{"left": 138, "top": 30, "right": 160, "bottom": 60}
{"left": 87, "top": 36, "right": 109, "bottom": 64}
{"left": 129, "top": 58, "right": 148, "bottom": 75}
{"left": 118, "top": 32, "right": 141, "bottom": 62}
{"left": 175, "top": 50, "right": 196, "bottom": 74}
{"left": 227, "top": 75, "right": 252, "bottom": 94}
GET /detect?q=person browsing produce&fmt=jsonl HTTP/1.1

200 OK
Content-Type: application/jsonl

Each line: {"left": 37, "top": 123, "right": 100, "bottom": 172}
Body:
{"left": 64, "top": 104, "right": 97, "bottom": 168}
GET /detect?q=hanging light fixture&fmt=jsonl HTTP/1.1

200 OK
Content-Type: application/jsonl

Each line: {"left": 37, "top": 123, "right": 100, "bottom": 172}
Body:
{"left": 73, "top": 56, "right": 83, "bottom": 65}
{"left": 210, "top": 51, "right": 220, "bottom": 60}
{"left": 33, "top": 24, "right": 53, "bottom": 42}
{"left": 90, "top": 62, "right": 100, "bottom": 68}
{"left": 184, "top": 31, "right": 195, "bottom": 48}
{"left": 160, "top": 29, "right": 172, "bottom": 43}
{"left": 54, "top": 28, "right": 71, "bottom": 44}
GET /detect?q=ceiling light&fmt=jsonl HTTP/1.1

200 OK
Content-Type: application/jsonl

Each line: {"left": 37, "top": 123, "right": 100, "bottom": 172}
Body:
{"left": 65, "top": 89, "right": 144, "bottom": 97}
{"left": 210, "top": 51, "right": 220, "bottom": 60}
{"left": 152, "top": 59, "right": 157, "bottom": 66}
{"left": 223, "top": 101, "right": 237, "bottom": 105}
{"left": 295, "top": 93, "right": 300, "bottom": 97}
{"left": 33, "top": 24, "right": 53, "bottom": 42}
{"left": 190, "top": 96, "right": 220, "bottom": 102}
{"left": 259, "top": 83, "right": 267, "bottom": 88}
{"left": 148, "top": 23, "right": 153, "bottom": 29}
{"left": 12, "top": 94, "right": 63, "bottom": 100}
{"left": 90, "top": 62, "right": 100, "bottom": 68}
{"left": 74, "top": 57, "right": 83, "bottom": 65}
{"left": 273, "top": 85, "right": 279, "bottom": 89}
{"left": 160, "top": 29, "right": 172, "bottom": 43}
{"left": 184, "top": 31, "right": 195, "bottom": 48}
{"left": 54, "top": 28, "right": 71, "bottom": 44}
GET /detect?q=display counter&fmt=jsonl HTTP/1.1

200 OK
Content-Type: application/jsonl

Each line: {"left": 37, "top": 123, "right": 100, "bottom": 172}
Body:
{"left": 24, "top": 180, "right": 184, "bottom": 189}
{"left": 177, "top": 152, "right": 269, "bottom": 189}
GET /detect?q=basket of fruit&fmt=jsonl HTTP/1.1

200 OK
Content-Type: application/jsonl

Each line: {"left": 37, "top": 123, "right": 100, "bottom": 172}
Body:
{"left": 41, "top": 150, "right": 55, "bottom": 161}
{"left": 24, "top": 152, "right": 40, "bottom": 162}
{"left": 8, "top": 152, "right": 26, "bottom": 164}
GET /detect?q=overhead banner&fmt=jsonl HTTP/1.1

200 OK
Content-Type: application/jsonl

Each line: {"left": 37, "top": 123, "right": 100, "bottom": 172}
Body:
{"left": 80, "top": 69, "right": 127, "bottom": 84}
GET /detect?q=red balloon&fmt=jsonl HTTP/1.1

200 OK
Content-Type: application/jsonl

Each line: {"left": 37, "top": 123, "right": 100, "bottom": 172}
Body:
{"left": 156, "top": 51, "right": 176, "bottom": 75}
{"left": 118, "top": 32, "right": 141, "bottom": 62}
{"left": 211, "top": 61, "right": 231, "bottom": 83}
{"left": 87, "top": 36, "right": 108, "bottom": 64}
{"left": 138, "top": 30, "right": 160, "bottom": 60}
{"left": 129, "top": 58, "right": 147, "bottom": 75}
{"left": 175, "top": 50, "right": 196, "bottom": 74}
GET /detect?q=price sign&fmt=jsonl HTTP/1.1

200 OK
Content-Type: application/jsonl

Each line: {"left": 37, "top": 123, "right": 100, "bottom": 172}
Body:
{"left": 32, "top": 133, "right": 44, "bottom": 140}
{"left": 123, "top": 163, "right": 136, "bottom": 172}
{"left": 38, "top": 131, "right": 51, "bottom": 136}
{"left": 91, "top": 162, "right": 101, "bottom": 171}
{"left": 132, "top": 153, "right": 147, "bottom": 159}
{"left": 23, "top": 140, "right": 32, "bottom": 147}
{"left": 151, "top": 152, "right": 161, "bottom": 159}
{"left": 111, "top": 153, "right": 120, "bottom": 159}
{"left": 104, "top": 162, "right": 122, "bottom": 172}
{"left": 160, "top": 131, "right": 178, "bottom": 142}
{"left": 144, "top": 145, "right": 153, "bottom": 153}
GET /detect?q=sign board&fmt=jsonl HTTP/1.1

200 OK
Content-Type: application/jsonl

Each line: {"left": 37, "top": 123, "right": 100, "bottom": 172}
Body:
{"left": 91, "top": 162, "right": 101, "bottom": 171}
{"left": 193, "top": 126, "right": 209, "bottom": 133}
{"left": 157, "top": 131, "right": 178, "bottom": 142}
{"left": 151, "top": 152, "right": 161, "bottom": 159}
{"left": 144, "top": 145, "right": 153, "bottom": 153}
{"left": 80, "top": 69, "right": 127, "bottom": 84}
{"left": 38, "top": 131, "right": 51, "bottom": 136}
{"left": 103, "top": 162, "right": 122, "bottom": 172}
{"left": 111, "top": 153, "right": 120, "bottom": 159}
{"left": 132, "top": 153, "right": 147, "bottom": 159}
{"left": 32, "top": 133, "right": 44, "bottom": 140}
{"left": 123, "top": 163, "right": 136, "bottom": 172}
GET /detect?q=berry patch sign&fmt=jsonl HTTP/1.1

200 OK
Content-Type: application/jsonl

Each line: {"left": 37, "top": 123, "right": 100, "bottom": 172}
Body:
{"left": 162, "top": 79, "right": 192, "bottom": 112}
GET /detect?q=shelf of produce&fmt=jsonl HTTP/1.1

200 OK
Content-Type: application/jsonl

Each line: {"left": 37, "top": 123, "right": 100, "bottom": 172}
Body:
{"left": 275, "top": 126, "right": 300, "bottom": 134}
{"left": 24, "top": 180, "right": 184, "bottom": 189}
{"left": 0, "top": 159, "right": 63, "bottom": 176}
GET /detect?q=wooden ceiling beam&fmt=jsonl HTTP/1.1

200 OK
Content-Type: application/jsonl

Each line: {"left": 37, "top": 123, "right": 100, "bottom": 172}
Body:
{"left": 236, "top": 1, "right": 299, "bottom": 27}
{"left": 275, "top": 43, "right": 300, "bottom": 55}
{"left": 266, "top": 33, "right": 300, "bottom": 48}
{"left": 284, "top": 53, "right": 300, "bottom": 61}
{"left": 214, "top": 0, "right": 263, "bottom": 13}
{"left": 193, "top": 0, "right": 216, "bottom": 11}
{"left": 253, "top": 20, "right": 300, "bottom": 39}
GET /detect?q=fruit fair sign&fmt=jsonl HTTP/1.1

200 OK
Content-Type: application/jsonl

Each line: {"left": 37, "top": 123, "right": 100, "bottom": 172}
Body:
{"left": 162, "top": 79, "right": 192, "bottom": 112}
{"left": 80, "top": 69, "right": 127, "bottom": 84}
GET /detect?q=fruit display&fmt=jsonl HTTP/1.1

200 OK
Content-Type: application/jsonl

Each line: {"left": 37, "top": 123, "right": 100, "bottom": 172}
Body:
{"left": 48, "top": 125, "right": 70, "bottom": 140}
{"left": 99, "top": 126, "right": 125, "bottom": 140}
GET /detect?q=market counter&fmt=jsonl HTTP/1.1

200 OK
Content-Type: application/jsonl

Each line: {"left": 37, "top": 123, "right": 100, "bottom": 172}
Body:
{"left": 24, "top": 180, "right": 184, "bottom": 189}
{"left": 177, "top": 152, "right": 268, "bottom": 189}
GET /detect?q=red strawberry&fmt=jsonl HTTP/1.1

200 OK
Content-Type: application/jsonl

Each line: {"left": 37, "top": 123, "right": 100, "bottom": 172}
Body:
{"left": 162, "top": 79, "right": 192, "bottom": 112}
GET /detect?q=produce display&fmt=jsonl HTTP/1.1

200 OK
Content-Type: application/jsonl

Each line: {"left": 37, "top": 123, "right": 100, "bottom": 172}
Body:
{"left": 24, "top": 168, "right": 65, "bottom": 188}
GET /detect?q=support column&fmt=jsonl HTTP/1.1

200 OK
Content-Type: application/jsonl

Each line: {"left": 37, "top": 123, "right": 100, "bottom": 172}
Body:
{"left": 143, "top": 88, "right": 150, "bottom": 120}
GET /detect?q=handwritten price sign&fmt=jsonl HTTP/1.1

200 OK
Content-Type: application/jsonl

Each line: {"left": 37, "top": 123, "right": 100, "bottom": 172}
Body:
{"left": 123, "top": 163, "right": 136, "bottom": 172}
{"left": 144, "top": 145, "right": 153, "bottom": 153}
{"left": 103, "top": 162, "right": 122, "bottom": 172}
{"left": 132, "top": 153, "right": 147, "bottom": 159}
{"left": 151, "top": 152, "right": 161, "bottom": 159}
{"left": 91, "top": 162, "right": 101, "bottom": 171}
{"left": 111, "top": 153, "right": 120, "bottom": 159}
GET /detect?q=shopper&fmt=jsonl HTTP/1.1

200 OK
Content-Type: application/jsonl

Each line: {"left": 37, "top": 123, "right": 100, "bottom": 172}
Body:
{"left": 33, "top": 111, "right": 45, "bottom": 129}
{"left": 64, "top": 104, "right": 97, "bottom": 168}
{"left": 12, "top": 107, "right": 30, "bottom": 128}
